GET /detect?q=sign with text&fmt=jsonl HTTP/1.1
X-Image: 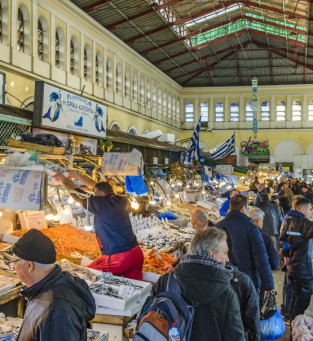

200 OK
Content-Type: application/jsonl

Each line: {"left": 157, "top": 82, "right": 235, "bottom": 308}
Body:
{"left": 102, "top": 149, "right": 143, "bottom": 176}
{"left": 0, "top": 169, "right": 45, "bottom": 210}
{"left": 33, "top": 82, "right": 107, "bottom": 138}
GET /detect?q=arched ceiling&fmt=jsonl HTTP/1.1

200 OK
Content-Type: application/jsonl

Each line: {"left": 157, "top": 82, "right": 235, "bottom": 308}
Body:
{"left": 70, "top": 0, "right": 313, "bottom": 87}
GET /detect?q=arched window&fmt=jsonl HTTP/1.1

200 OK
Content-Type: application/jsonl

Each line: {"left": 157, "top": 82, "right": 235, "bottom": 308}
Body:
{"left": 0, "top": 1, "right": 8, "bottom": 44}
{"left": 158, "top": 88, "right": 162, "bottom": 112}
{"left": 261, "top": 101, "right": 270, "bottom": 121}
{"left": 124, "top": 69, "right": 130, "bottom": 98}
{"left": 139, "top": 77, "right": 144, "bottom": 103}
{"left": 172, "top": 97, "right": 176, "bottom": 120}
{"left": 162, "top": 92, "right": 167, "bottom": 116}
{"left": 128, "top": 126, "right": 138, "bottom": 135}
{"left": 308, "top": 99, "right": 313, "bottom": 120}
{"left": 230, "top": 101, "right": 239, "bottom": 122}
{"left": 110, "top": 121, "right": 122, "bottom": 131}
{"left": 37, "top": 17, "right": 48, "bottom": 62}
{"left": 55, "top": 27, "right": 65, "bottom": 69}
{"left": 152, "top": 85, "right": 157, "bottom": 109}
{"left": 116, "top": 63, "right": 122, "bottom": 94}
{"left": 245, "top": 101, "right": 253, "bottom": 121}
{"left": 95, "top": 52, "right": 103, "bottom": 86}
{"left": 200, "top": 101, "right": 208, "bottom": 126}
{"left": 17, "top": 6, "right": 30, "bottom": 53}
{"left": 168, "top": 94, "right": 172, "bottom": 118}
{"left": 276, "top": 100, "right": 286, "bottom": 121}
{"left": 185, "top": 101, "right": 194, "bottom": 122}
{"left": 132, "top": 73, "right": 137, "bottom": 101}
{"left": 215, "top": 101, "right": 224, "bottom": 122}
{"left": 84, "top": 44, "right": 91, "bottom": 82}
{"left": 106, "top": 57, "right": 113, "bottom": 91}
{"left": 70, "top": 37, "right": 79, "bottom": 76}
{"left": 292, "top": 100, "right": 302, "bottom": 121}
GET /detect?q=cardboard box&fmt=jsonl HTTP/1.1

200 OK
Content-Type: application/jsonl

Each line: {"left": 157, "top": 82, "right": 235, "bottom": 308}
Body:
{"left": 18, "top": 211, "right": 48, "bottom": 230}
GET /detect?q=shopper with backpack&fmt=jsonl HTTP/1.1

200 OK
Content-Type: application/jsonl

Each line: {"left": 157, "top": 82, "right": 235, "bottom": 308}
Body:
{"left": 135, "top": 227, "right": 245, "bottom": 341}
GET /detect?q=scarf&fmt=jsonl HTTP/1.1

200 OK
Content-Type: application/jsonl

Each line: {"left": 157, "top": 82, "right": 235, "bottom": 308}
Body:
{"left": 180, "top": 253, "right": 233, "bottom": 279}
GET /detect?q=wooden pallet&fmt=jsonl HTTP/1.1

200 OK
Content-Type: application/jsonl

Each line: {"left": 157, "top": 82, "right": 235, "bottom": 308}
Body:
{"left": 7, "top": 139, "right": 66, "bottom": 155}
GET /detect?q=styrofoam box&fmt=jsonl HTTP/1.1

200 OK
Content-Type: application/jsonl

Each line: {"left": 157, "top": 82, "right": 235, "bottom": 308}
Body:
{"left": 92, "top": 277, "right": 152, "bottom": 311}
{"left": 95, "top": 300, "right": 143, "bottom": 317}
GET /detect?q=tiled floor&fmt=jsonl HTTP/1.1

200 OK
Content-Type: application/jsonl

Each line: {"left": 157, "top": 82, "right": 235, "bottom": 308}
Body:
{"left": 273, "top": 270, "right": 313, "bottom": 341}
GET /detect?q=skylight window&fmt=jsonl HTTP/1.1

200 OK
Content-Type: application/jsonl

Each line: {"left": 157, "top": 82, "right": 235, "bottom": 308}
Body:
{"left": 185, "top": 3, "right": 243, "bottom": 28}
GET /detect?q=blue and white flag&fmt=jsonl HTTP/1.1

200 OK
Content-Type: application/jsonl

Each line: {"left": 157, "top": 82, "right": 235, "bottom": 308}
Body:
{"left": 279, "top": 161, "right": 284, "bottom": 174}
{"left": 211, "top": 133, "right": 235, "bottom": 160}
{"left": 180, "top": 119, "right": 201, "bottom": 163}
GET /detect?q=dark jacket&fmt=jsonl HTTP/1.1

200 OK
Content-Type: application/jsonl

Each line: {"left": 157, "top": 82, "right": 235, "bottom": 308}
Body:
{"left": 255, "top": 188, "right": 268, "bottom": 206}
{"left": 303, "top": 191, "right": 313, "bottom": 203}
{"left": 152, "top": 263, "right": 245, "bottom": 341}
{"left": 17, "top": 265, "right": 96, "bottom": 341}
{"left": 261, "top": 232, "right": 280, "bottom": 270}
{"left": 256, "top": 201, "right": 282, "bottom": 236}
{"left": 279, "top": 196, "right": 291, "bottom": 215}
{"left": 231, "top": 267, "right": 261, "bottom": 341}
{"left": 216, "top": 211, "right": 274, "bottom": 291}
{"left": 280, "top": 210, "right": 313, "bottom": 279}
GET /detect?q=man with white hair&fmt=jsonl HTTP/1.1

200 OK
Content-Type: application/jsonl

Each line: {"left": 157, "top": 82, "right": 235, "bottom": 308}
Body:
{"left": 151, "top": 227, "right": 245, "bottom": 341}
{"left": 9, "top": 229, "right": 96, "bottom": 341}
{"left": 247, "top": 207, "right": 280, "bottom": 271}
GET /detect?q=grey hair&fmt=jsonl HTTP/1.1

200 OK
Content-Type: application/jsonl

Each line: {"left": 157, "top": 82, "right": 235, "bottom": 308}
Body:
{"left": 247, "top": 207, "right": 265, "bottom": 221}
{"left": 33, "top": 262, "right": 55, "bottom": 270}
{"left": 188, "top": 227, "right": 226, "bottom": 255}
{"left": 192, "top": 210, "right": 207, "bottom": 221}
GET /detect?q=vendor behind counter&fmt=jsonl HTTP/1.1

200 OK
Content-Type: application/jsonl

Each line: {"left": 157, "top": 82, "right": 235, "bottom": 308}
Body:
{"left": 55, "top": 172, "right": 144, "bottom": 280}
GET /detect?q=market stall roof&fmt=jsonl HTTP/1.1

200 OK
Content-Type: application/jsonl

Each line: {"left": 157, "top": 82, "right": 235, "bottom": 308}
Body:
{"left": 106, "top": 128, "right": 189, "bottom": 151}
{"left": 0, "top": 105, "right": 32, "bottom": 125}
{"left": 69, "top": 0, "right": 313, "bottom": 87}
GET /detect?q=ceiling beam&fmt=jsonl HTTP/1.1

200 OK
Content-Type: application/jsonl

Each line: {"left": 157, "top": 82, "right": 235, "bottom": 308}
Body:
{"left": 151, "top": 0, "right": 185, "bottom": 10}
{"left": 82, "top": 0, "right": 114, "bottom": 13}
{"left": 124, "top": 2, "right": 235, "bottom": 44}
{"left": 175, "top": 50, "right": 234, "bottom": 81}
{"left": 253, "top": 41, "right": 313, "bottom": 72}
{"left": 106, "top": 9, "right": 155, "bottom": 30}
{"left": 141, "top": 12, "right": 308, "bottom": 55}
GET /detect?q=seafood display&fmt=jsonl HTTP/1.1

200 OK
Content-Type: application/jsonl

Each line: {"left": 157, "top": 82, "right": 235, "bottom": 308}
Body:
{"left": 58, "top": 259, "right": 98, "bottom": 282}
{"left": 87, "top": 330, "right": 109, "bottom": 341}
{"left": 142, "top": 249, "right": 177, "bottom": 274}
{"left": 11, "top": 225, "right": 101, "bottom": 260}
{"left": 0, "top": 316, "right": 22, "bottom": 340}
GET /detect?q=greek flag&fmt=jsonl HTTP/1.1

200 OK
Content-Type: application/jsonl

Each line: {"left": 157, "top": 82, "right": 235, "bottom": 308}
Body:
{"left": 181, "top": 119, "right": 201, "bottom": 163}
{"left": 211, "top": 133, "right": 235, "bottom": 160}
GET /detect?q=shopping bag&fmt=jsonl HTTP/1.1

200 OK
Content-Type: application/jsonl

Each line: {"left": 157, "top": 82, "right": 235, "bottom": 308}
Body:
{"left": 260, "top": 309, "right": 286, "bottom": 340}
{"left": 261, "top": 290, "right": 277, "bottom": 320}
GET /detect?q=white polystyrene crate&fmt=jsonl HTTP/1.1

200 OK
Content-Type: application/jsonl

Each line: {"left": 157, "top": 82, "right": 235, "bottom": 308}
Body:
{"left": 91, "top": 277, "right": 151, "bottom": 311}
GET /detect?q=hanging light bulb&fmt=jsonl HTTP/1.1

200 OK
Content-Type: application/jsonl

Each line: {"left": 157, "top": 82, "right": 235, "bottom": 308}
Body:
{"left": 166, "top": 200, "right": 171, "bottom": 206}
{"left": 150, "top": 181, "right": 154, "bottom": 185}
{"left": 0, "top": 212, "right": 2, "bottom": 218}
{"left": 131, "top": 200, "right": 139, "bottom": 210}
{"left": 202, "top": 189, "right": 206, "bottom": 194}
{"left": 45, "top": 214, "right": 54, "bottom": 220}
{"left": 63, "top": 207, "right": 70, "bottom": 215}
{"left": 186, "top": 184, "right": 190, "bottom": 189}
{"left": 175, "top": 193, "right": 179, "bottom": 198}
{"left": 68, "top": 196, "right": 74, "bottom": 204}
{"left": 149, "top": 200, "right": 156, "bottom": 205}
{"left": 85, "top": 225, "right": 93, "bottom": 231}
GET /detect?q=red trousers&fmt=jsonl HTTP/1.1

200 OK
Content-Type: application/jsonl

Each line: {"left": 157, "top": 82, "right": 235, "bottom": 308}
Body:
{"left": 87, "top": 245, "right": 144, "bottom": 280}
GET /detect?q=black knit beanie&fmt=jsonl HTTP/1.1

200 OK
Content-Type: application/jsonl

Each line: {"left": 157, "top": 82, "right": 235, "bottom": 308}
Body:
{"left": 12, "top": 229, "right": 56, "bottom": 264}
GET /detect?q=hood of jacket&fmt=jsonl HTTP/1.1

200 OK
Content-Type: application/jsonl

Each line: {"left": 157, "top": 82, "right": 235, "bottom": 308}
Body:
{"left": 174, "top": 262, "right": 231, "bottom": 305}
{"left": 21, "top": 265, "right": 95, "bottom": 321}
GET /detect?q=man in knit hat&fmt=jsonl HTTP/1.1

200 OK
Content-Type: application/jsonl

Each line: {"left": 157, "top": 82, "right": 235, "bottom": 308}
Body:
{"left": 10, "top": 229, "right": 95, "bottom": 341}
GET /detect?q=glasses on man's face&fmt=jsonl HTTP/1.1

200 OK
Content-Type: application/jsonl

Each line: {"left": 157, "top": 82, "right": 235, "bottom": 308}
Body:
{"left": 5, "top": 259, "right": 22, "bottom": 270}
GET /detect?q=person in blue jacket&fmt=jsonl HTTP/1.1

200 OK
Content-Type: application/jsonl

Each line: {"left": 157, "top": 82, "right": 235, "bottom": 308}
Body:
{"left": 216, "top": 194, "right": 275, "bottom": 295}
{"left": 219, "top": 188, "right": 239, "bottom": 217}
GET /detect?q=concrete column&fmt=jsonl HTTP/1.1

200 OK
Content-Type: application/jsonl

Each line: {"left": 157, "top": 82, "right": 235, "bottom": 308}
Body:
{"left": 224, "top": 96, "right": 229, "bottom": 122}
{"left": 32, "top": 1, "right": 37, "bottom": 58}
{"left": 271, "top": 95, "right": 275, "bottom": 121}
{"left": 50, "top": 14, "right": 55, "bottom": 66}
{"left": 92, "top": 40, "right": 96, "bottom": 84}
{"left": 287, "top": 95, "right": 292, "bottom": 121}
{"left": 303, "top": 95, "right": 308, "bottom": 121}
{"left": 239, "top": 95, "right": 245, "bottom": 122}
{"left": 66, "top": 23, "right": 70, "bottom": 73}
{"left": 11, "top": 0, "right": 17, "bottom": 49}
